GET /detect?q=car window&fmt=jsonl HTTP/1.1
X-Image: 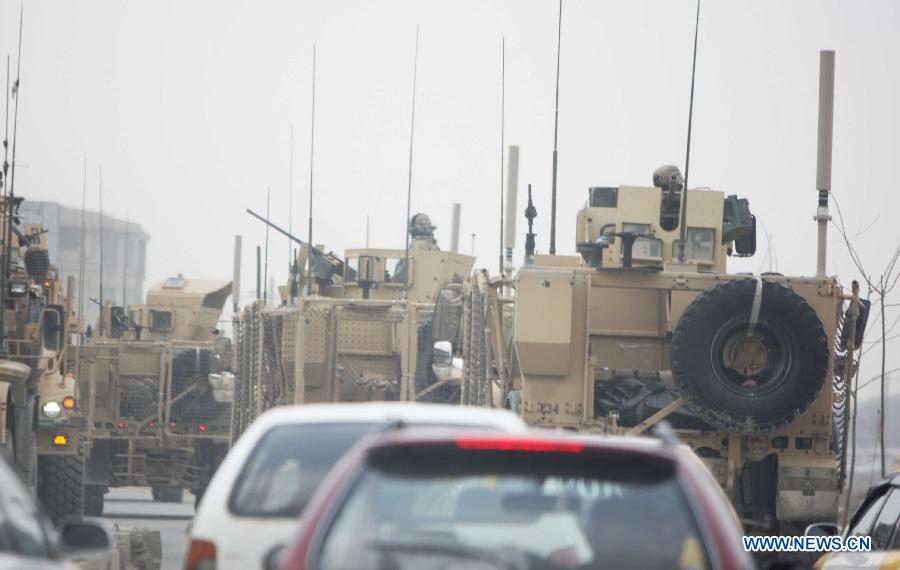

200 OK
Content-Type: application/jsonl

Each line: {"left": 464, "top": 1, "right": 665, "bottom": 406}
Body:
{"left": 0, "top": 465, "right": 55, "bottom": 559}
{"left": 229, "top": 422, "right": 381, "bottom": 518}
{"left": 871, "top": 490, "right": 900, "bottom": 549}
{"left": 849, "top": 490, "right": 889, "bottom": 538}
{"left": 890, "top": 515, "right": 900, "bottom": 549}
{"left": 317, "top": 444, "right": 709, "bottom": 570}
{"left": 228, "top": 421, "right": 512, "bottom": 518}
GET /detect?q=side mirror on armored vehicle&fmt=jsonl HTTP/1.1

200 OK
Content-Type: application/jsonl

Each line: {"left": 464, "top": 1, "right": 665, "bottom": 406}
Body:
{"left": 39, "top": 306, "right": 65, "bottom": 354}
{"left": 432, "top": 341, "right": 463, "bottom": 383}
{"left": 433, "top": 341, "right": 452, "bottom": 367}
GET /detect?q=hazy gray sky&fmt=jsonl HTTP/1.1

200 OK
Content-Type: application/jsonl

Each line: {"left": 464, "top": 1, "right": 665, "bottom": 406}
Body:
{"left": 1, "top": 0, "right": 898, "bottom": 389}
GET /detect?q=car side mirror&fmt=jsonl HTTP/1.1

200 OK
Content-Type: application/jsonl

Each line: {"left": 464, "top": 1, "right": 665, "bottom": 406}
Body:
{"left": 804, "top": 522, "right": 839, "bottom": 537}
{"left": 59, "top": 518, "right": 115, "bottom": 553}
{"left": 263, "top": 544, "right": 285, "bottom": 570}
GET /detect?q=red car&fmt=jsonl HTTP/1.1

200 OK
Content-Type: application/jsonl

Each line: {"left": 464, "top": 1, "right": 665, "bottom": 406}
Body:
{"left": 276, "top": 430, "right": 752, "bottom": 570}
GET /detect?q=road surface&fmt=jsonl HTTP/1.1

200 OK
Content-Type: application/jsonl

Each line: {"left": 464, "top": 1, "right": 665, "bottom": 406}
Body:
{"left": 102, "top": 486, "right": 195, "bottom": 570}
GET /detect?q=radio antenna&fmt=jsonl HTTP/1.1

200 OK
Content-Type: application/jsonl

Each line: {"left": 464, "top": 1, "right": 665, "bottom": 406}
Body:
{"left": 77, "top": 159, "right": 87, "bottom": 338}
{"left": 402, "top": 25, "right": 419, "bottom": 301}
{"left": 549, "top": 0, "right": 562, "bottom": 255}
{"left": 98, "top": 167, "right": 105, "bottom": 336}
{"left": 306, "top": 46, "right": 316, "bottom": 295}
{"left": 7, "top": 6, "right": 23, "bottom": 202}
{"left": 288, "top": 123, "right": 295, "bottom": 301}
{"left": 122, "top": 211, "right": 128, "bottom": 306}
{"left": 2, "top": 55, "right": 9, "bottom": 197}
{"left": 677, "top": 0, "right": 701, "bottom": 261}
{"left": 263, "top": 186, "right": 270, "bottom": 304}
{"left": 499, "top": 37, "right": 505, "bottom": 274}
{"left": 0, "top": 53, "right": 11, "bottom": 354}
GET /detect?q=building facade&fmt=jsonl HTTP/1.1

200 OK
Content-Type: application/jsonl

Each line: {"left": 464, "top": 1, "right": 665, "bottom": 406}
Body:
{"left": 20, "top": 201, "right": 150, "bottom": 326}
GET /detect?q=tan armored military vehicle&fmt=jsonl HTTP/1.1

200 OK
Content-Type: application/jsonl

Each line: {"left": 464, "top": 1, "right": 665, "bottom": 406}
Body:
{"left": 0, "top": 201, "right": 82, "bottom": 523}
{"left": 232, "top": 213, "right": 474, "bottom": 438}
{"left": 443, "top": 51, "right": 862, "bottom": 537}
{"left": 77, "top": 275, "right": 232, "bottom": 511}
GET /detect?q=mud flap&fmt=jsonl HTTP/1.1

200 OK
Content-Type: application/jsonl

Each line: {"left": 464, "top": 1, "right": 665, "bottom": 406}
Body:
{"left": 776, "top": 464, "right": 838, "bottom": 521}
{"left": 84, "top": 440, "right": 112, "bottom": 485}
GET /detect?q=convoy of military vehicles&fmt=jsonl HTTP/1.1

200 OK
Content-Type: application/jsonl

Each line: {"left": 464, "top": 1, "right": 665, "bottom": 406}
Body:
{"left": 0, "top": 38, "right": 869, "bottom": 565}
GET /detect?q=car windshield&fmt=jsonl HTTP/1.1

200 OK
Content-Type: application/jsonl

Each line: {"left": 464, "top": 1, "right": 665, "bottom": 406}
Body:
{"left": 317, "top": 444, "right": 709, "bottom": 570}
{"left": 229, "top": 422, "right": 381, "bottom": 517}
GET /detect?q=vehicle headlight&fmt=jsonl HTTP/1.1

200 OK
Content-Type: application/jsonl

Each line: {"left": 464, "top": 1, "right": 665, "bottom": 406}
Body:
{"left": 42, "top": 401, "right": 62, "bottom": 418}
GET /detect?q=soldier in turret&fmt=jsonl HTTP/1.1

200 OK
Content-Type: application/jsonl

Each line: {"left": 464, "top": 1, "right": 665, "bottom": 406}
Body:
{"left": 409, "top": 213, "right": 440, "bottom": 251}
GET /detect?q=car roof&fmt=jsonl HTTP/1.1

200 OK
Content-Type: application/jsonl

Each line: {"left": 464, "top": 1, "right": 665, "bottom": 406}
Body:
{"left": 249, "top": 402, "right": 527, "bottom": 431}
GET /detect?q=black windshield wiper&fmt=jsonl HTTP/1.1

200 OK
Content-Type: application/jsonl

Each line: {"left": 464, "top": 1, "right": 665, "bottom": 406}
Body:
{"left": 368, "top": 539, "right": 527, "bottom": 570}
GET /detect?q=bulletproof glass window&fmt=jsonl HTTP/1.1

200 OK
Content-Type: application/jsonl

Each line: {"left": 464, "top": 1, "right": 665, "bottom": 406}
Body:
{"left": 163, "top": 276, "right": 186, "bottom": 289}
{"left": 622, "top": 223, "right": 662, "bottom": 260}
{"left": 588, "top": 187, "right": 618, "bottom": 208}
{"left": 385, "top": 257, "right": 406, "bottom": 284}
{"left": 344, "top": 257, "right": 359, "bottom": 282}
{"left": 149, "top": 310, "right": 174, "bottom": 332}
{"left": 685, "top": 227, "right": 716, "bottom": 263}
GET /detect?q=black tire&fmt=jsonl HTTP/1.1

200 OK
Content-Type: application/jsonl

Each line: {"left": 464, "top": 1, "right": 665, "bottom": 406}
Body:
{"left": 151, "top": 486, "right": 184, "bottom": 503}
{"left": 37, "top": 454, "right": 85, "bottom": 523}
{"left": 671, "top": 279, "right": 828, "bottom": 433}
{"left": 84, "top": 484, "right": 105, "bottom": 516}
{"left": 119, "top": 376, "right": 157, "bottom": 419}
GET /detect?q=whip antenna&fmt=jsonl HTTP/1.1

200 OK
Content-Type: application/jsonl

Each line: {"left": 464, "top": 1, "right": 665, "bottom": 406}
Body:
{"left": 549, "top": 0, "right": 562, "bottom": 255}
{"left": 0, "top": 54, "right": 10, "bottom": 354}
{"left": 403, "top": 25, "right": 420, "bottom": 301}
{"left": 288, "top": 123, "right": 294, "bottom": 299}
{"left": 3, "top": 7, "right": 24, "bottom": 338}
{"left": 98, "top": 168, "right": 105, "bottom": 335}
{"left": 677, "top": 0, "right": 701, "bottom": 261}
{"left": 306, "top": 46, "right": 317, "bottom": 295}
{"left": 264, "top": 186, "right": 270, "bottom": 304}
{"left": 122, "top": 212, "right": 128, "bottom": 305}
{"left": 2, "top": 55, "right": 9, "bottom": 194}
{"left": 499, "top": 37, "right": 505, "bottom": 273}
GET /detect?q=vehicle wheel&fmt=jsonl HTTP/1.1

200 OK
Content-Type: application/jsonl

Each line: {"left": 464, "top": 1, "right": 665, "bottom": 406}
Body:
{"left": 84, "top": 484, "right": 105, "bottom": 516}
{"left": 151, "top": 486, "right": 184, "bottom": 503}
{"left": 37, "top": 454, "right": 85, "bottom": 523}
{"left": 671, "top": 279, "right": 828, "bottom": 433}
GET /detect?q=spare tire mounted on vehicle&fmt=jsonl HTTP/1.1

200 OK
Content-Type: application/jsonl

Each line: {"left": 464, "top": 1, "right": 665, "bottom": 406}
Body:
{"left": 671, "top": 278, "right": 829, "bottom": 433}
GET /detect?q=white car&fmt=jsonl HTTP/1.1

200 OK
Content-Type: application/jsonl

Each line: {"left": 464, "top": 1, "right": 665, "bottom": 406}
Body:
{"left": 185, "top": 402, "right": 526, "bottom": 570}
